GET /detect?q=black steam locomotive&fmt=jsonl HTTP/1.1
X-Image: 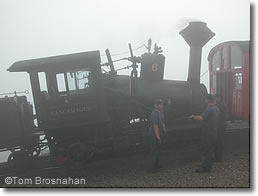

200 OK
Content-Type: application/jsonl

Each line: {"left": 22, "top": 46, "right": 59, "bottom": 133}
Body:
{"left": 0, "top": 22, "right": 215, "bottom": 165}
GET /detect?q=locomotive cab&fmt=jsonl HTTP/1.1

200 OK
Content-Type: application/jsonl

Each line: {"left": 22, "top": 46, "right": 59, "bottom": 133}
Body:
{"left": 8, "top": 51, "right": 110, "bottom": 131}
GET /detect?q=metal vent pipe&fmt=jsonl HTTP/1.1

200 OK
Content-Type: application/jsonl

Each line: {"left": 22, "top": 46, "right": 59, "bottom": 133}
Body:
{"left": 180, "top": 22, "right": 215, "bottom": 84}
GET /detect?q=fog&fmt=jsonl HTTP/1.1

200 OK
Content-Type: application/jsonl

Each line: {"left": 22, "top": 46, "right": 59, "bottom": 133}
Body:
{"left": 0, "top": 0, "right": 250, "bottom": 104}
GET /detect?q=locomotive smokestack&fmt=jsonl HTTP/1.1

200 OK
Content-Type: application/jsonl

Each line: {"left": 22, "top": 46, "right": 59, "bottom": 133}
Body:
{"left": 180, "top": 22, "right": 215, "bottom": 84}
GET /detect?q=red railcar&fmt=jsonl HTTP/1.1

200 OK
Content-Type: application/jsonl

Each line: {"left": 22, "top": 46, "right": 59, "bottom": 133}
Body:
{"left": 208, "top": 41, "right": 250, "bottom": 120}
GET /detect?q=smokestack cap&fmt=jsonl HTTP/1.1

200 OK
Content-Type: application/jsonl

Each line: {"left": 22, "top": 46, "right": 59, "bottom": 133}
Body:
{"left": 180, "top": 21, "right": 215, "bottom": 47}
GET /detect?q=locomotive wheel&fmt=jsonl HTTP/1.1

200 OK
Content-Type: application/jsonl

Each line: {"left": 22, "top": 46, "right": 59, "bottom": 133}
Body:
{"left": 65, "top": 142, "right": 96, "bottom": 169}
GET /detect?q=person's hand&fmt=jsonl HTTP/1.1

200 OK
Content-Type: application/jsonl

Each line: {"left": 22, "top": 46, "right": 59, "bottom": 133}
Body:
{"left": 188, "top": 115, "right": 194, "bottom": 120}
{"left": 157, "top": 139, "right": 162, "bottom": 145}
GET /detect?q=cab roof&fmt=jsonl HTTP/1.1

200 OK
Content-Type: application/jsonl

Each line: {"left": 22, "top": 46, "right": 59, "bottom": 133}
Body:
{"left": 8, "top": 50, "right": 100, "bottom": 73}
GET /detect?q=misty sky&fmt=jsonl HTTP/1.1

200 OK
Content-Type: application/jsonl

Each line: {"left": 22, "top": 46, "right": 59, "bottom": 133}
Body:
{"left": 0, "top": 0, "right": 250, "bottom": 103}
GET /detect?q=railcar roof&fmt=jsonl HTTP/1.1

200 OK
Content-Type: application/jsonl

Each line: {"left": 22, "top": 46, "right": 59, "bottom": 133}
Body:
{"left": 7, "top": 50, "right": 100, "bottom": 72}
{"left": 207, "top": 40, "right": 249, "bottom": 62}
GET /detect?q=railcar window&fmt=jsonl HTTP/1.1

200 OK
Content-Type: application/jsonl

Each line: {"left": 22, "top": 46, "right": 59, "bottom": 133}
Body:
{"left": 231, "top": 46, "right": 243, "bottom": 69}
{"left": 212, "top": 75, "right": 217, "bottom": 89}
{"left": 212, "top": 51, "right": 220, "bottom": 71}
{"left": 234, "top": 73, "right": 242, "bottom": 89}
{"left": 222, "top": 47, "right": 229, "bottom": 69}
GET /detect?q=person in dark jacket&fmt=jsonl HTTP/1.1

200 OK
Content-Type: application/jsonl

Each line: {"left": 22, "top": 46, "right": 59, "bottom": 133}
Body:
{"left": 147, "top": 98, "right": 167, "bottom": 173}
{"left": 214, "top": 94, "right": 227, "bottom": 161}
{"left": 190, "top": 94, "right": 219, "bottom": 173}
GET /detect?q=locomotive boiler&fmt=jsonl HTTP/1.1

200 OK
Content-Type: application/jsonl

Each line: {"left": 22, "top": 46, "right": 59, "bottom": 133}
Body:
{"left": 5, "top": 22, "right": 215, "bottom": 164}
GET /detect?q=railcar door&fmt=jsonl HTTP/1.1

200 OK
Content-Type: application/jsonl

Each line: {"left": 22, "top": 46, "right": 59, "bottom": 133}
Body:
{"left": 231, "top": 70, "right": 243, "bottom": 119}
{"left": 216, "top": 70, "right": 242, "bottom": 119}
{"left": 229, "top": 45, "right": 244, "bottom": 119}
{"left": 216, "top": 71, "right": 231, "bottom": 118}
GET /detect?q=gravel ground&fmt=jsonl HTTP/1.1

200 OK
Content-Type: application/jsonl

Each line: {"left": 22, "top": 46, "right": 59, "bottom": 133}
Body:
{"left": 79, "top": 138, "right": 249, "bottom": 188}
{"left": 1, "top": 129, "right": 250, "bottom": 188}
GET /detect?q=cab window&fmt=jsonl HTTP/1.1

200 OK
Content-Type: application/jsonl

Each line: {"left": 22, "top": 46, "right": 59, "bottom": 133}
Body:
{"left": 66, "top": 69, "right": 92, "bottom": 93}
{"left": 56, "top": 73, "right": 67, "bottom": 93}
{"left": 53, "top": 68, "right": 92, "bottom": 96}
